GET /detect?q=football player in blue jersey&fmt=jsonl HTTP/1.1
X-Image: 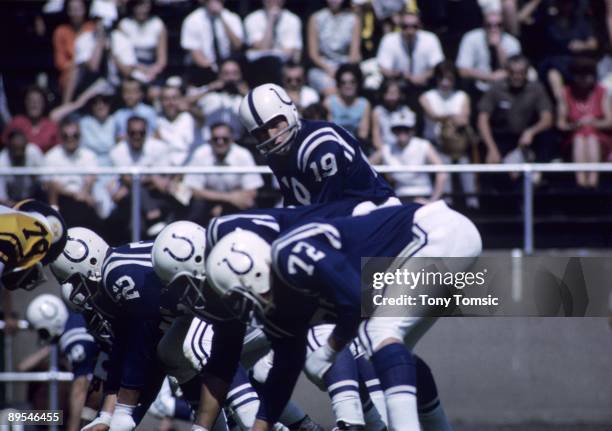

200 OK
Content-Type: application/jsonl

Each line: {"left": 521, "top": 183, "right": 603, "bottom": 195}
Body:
{"left": 205, "top": 201, "right": 482, "bottom": 431}
{"left": 162, "top": 208, "right": 396, "bottom": 431}
{"left": 239, "top": 84, "right": 398, "bottom": 211}
{"left": 26, "top": 294, "right": 105, "bottom": 431}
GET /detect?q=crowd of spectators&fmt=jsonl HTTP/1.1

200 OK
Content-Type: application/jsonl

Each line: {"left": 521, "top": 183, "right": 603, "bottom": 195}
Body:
{"left": 1, "top": 0, "right": 612, "bottom": 244}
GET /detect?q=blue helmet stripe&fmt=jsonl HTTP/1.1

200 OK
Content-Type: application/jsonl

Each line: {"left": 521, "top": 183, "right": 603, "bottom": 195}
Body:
{"left": 248, "top": 90, "right": 264, "bottom": 127}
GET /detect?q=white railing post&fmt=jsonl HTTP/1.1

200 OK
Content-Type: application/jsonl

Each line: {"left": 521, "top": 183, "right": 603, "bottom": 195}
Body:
{"left": 523, "top": 169, "right": 534, "bottom": 255}
{"left": 131, "top": 172, "right": 142, "bottom": 243}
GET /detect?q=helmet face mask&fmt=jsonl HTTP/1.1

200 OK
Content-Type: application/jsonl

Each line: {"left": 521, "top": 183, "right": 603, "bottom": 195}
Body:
{"left": 63, "top": 272, "right": 99, "bottom": 308}
{"left": 168, "top": 274, "right": 208, "bottom": 317}
{"left": 221, "top": 284, "right": 274, "bottom": 325}
{"left": 83, "top": 308, "right": 114, "bottom": 347}
{"left": 252, "top": 115, "right": 298, "bottom": 156}
{"left": 2, "top": 263, "right": 47, "bottom": 291}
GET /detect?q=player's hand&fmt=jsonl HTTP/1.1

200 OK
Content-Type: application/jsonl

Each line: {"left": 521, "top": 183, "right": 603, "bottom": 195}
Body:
{"left": 109, "top": 404, "right": 136, "bottom": 431}
{"left": 304, "top": 343, "right": 338, "bottom": 390}
{"left": 80, "top": 411, "right": 111, "bottom": 431}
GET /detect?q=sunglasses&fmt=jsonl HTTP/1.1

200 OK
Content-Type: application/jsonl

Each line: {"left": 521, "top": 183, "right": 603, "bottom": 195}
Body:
{"left": 401, "top": 23, "right": 419, "bottom": 30}
{"left": 128, "top": 130, "right": 146, "bottom": 137}
{"left": 486, "top": 22, "right": 502, "bottom": 28}
{"left": 62, "top": 133, "right": 80, "bottom": 140}
{"left": 284, "top": 77, "right": 303, "bottom": 83}
{"left": 211, "top": 136, "right": 231, "bottom": 143}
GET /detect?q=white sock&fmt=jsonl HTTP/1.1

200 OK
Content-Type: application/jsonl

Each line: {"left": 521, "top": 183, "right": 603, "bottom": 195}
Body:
{"left": 363, "top": 398, "right": 386, "bottom": 431}
{"left": 368, "top": 390, "right": 388, "bottom": 427}
{"left": 331, "top": 389, "right": 365, "bottom": 426}
{"left": 385, "top": 390, "right": 419, "bottom": 431}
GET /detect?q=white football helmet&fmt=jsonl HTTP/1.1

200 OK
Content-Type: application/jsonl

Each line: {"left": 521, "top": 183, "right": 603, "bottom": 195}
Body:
{"left": 26, "top": 294, "right": 69, "bottom": 341}
{"left": 205, "top": 229, "right": 273, "bottom": 323}
{"left": 50, "top": 227, "right": 109, "bottom": 310}
{"left": 152, "top": 221, "right": 207, "bottom": 315}
{"left": 239, "top": 83, "right": 300, "bottom": 155}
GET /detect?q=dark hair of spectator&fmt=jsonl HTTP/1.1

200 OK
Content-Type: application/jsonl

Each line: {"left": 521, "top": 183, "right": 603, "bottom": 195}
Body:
{"left": 434, "top": 60, "right": 459, "bottom": 84}
{"left": 335, "top": 63, "right": 363, "bottom": 92}
{"left": 378, "top": 79, "right": 406, "bottom": 104}
{"left": 122, "top": 78, "right": 146, "bottom": 93}
{"left": 128, "top": 0, "right": 152, "bottom": 15}
{"left": 61, "top": 0, "right": 91, "bottom": 24}
{"left": 59, "top": 116, "right": 80, "bottom": 130}
{"left": 283, "top": 60, "right": 304, "bottom": 71}
{"left": 127, "top": 115, "right": 147, "bottom": 128}
{"left": 506, "top": 54, "right": 529, "bottom": 69}
{"left": 569, "top": 57, "right": 598, "bottom": 78}
{"left": 210, "top": 122, "right": 233, "bottom": 134}
{"left": 302, "top": 102, "right": 328, "bottom": 121}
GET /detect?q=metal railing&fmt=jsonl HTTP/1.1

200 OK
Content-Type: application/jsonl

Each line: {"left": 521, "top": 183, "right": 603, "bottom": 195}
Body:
{"left": 3, "top": 162, "right": 612, "bottom": 254}
{"left": 0, "top": 320, "right": 72, "bottom": 431}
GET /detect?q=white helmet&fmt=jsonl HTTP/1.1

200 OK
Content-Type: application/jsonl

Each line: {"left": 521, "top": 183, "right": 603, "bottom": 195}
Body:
{"left": 205, "top": 229, "right": 273, "bottom": 323}
{"left": 239, "top": 83, "right": 300, "bottom": 155}
{"left": 152, "top": 221, "right": 207, "bottom": 314}
{"left": 26, "top": 294, "right": 69, "bottom": 341}
{"left": 50, "top": 227, "right": 109, "bottom": 310}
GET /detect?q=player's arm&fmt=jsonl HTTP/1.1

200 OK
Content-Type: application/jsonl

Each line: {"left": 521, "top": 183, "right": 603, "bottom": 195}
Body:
{"left": 253, "top": 331, "right": 308, "bottom": 431}
{"left": 194, "top": 318, "right": 246, "bottom": 429}
{"left": 68, "top": 375, "right": 90, "bottom": 431}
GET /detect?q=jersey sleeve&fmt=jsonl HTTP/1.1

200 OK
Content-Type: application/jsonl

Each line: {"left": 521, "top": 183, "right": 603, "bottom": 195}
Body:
{"left": 271, "top": 227, "right": 361, "bottom": 345}
{"left": 60, "top": 325, "right": 99, "bottom": 378}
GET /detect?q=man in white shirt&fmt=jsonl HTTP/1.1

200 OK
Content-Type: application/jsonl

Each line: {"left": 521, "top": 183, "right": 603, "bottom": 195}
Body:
{"left": 108, "top": 116, "right": 175, "bottom": 240}
{"left": 244, "top": 0, "right": 303, "bottom": 86}
{"left": 184, "top": 121, "right": 263, "bottom": 224}
{"left": 43, "top": 118, "right": 102, "bottom": 230}
{"left": 0, "top": 129, "right": 44, "bottom": 206}
{"left": 282, "top": 62, "right": 320, "bottom": 113}
{"left": 456, "top": 10, "right": 521, "bottom": 93}
{"left": 181, "top": 0, "right": 244, "bottom": 86}
{"left": 156, "top": 85, "right": 195, "bottom": 166}
{"left": 376, "top": 11, "right": 444, "bottom": 87}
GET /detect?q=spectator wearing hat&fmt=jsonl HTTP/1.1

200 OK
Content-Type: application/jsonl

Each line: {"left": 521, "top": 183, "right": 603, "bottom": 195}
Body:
{"left": 180, "top": 0, "right": 244, "bottom": 86}
{"left": 376, "top": 10, "right": 444, "bottom": 94}
{"left": 380, "top": 110, "right": 447, "bottom": 202}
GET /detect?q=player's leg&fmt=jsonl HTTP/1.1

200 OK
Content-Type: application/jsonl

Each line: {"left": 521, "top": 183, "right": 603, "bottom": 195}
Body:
{"left": 414, "top": 355, "right": 454, "bottom": 431}
{"left": 307, "top": 324, "right": 365, "bottom": 430}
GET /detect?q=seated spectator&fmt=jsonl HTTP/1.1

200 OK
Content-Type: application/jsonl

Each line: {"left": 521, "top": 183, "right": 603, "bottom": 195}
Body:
{"left": 187, "top": 59, "right": 249, "bottom": 140}
{"left": 376, "top": 10, "right": 444, "bottom": 96}
{"left": 118, "top": 0, "right": 168, "bottom": 100}
{"left": 113, "top": 78, "right": 158, "bottom": 140}
{"left": 420, "top": 61, "right": 470, "bottom": 146}
{"left": 244, "top": 0, "right": 303, "bottom": 87}
{"left": 2, "top": 86, "right": 59, "bottom": 153}
{"left": 324, "top": 63, "right": 371, "bottom": 143}
{"left": 420, "top": 61, "right": 477, "bottom": 209}
{"left": 282, "top": 62, "right": 320, "bottom": 113}
{"left": 181, "top": 0, "right": 244, "bottom": 86}
{"left": 540, "top": 0, "right": 598, "bottom": 102}
{"left": 108, "top": 116, "right": 175, "bottom": 240}
{"left": 371, "top": 79, "right": 413, "bottom": 153}
{"left": 52, "top": 0, "right": 96, "bottom": 99}
{"left": 477, "top": 55, "right": 553, "bottom": 166}
{"left": 381, "top": 110, "right": 447, "bottom": 202}
{"left": 155, "top": 84, "right": 195, "bottom": 166}
{"left": 43, "top": 118, "right": 101, "bottom": 231}
{"left": 0, "top": 129, "right": 45, "bottom": 206}
{"left": 80, "top": 94, "right": 116, "bottom": 166}
{"left": 307, "top": 0, "right": 361, "bottom": 95}
{"left": 184, "top": 122, "right": 264, "bottom": 225}
{"left": 456, "top": 10, "right": 521, "bottom": 95}
{"left": 557, "top": 58, "right": 612, "bottom": 188}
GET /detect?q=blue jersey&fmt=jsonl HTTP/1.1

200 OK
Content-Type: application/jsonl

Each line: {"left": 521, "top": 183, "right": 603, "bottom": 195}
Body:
{"left": 100, "top": 241, "right": 172, "bottom": 392}
{"left": 59, "top": 311, "right": 99, "bottom": 378}
{"left": 255, "top": 204, "right": 423, "bottom": 423}
{"left": 266, "top": 120, "right": 394, "bottom": 206}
